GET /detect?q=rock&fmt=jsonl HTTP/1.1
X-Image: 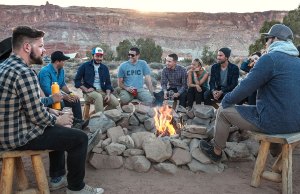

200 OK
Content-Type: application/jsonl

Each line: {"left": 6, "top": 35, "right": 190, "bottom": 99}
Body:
{"left": 193, "top": 104, "right": 214, "bottom": 119}
{"left": 242, "top": 138, "right": 260, "bottom": 157}
{"left": 105, "top": 143, "right": 126, "bottom": 156}
{"left": 153, "top": 162, "right": 178, "bottom": 175}
{"left": 124, "top": 156, "right": 151, "bottom": 172}
{"left": 89, "top": 154, "right": 123, "bottom": 169}
{"left": 116, "top": 117, "right": 129, "bottom": 129}
{"left": 224, "top": 142, "right": 253, "bottom": 161}
{"left": 92, "top": 147, "right": 103, "bottom": 154}
{"left": 169, "top": 138, "right": 189, "bottom": 150}
{"left": 129, "top": 114, "right": 140, "bottom": 126}
{"left": 102, "top": 138, "right": 112, "bottom": 148}
{"left": 104, "top": 109, "right": 122, "bottom": 122}
{"left": 117, "top": 135, "right": 135, "bottom": 149}
{"left": 181, "top": 131, "right": 208, "bottom": 139}
{"left": 134, "top": 112, "right": 149, "bottom": 123}
{"left": 184, "top": 125, "right": 207, "bottom": 134}
{"left": 189, "top": 138, "right": 200, "bottom": 152}
{"left": 143, "top": 138, "right": 172, "bottom": 163}
{"left": 144, "top": 118, "right": 155, "bottom": 131}
{"left": 191, "top": 148, "right": 211, "bottom": 164}
{"left": 122, "top": 104, "right": 135, "bottom": 113}
{"left": 107, "top": 126, "right": 125, "bottom": 143}
{"left": 87, "top": 112, "right": 116, "bottom": 133}
{"left": 187, "top": 159, "right": 224, "bottom": 173}
{"left": 192, "top": 117, "right": 211, "bottom": 126}
{"left": 135, "top": 104, "right": 150, "bottom": 114}
{"left": 170, "top": 148, "right": 192, "bottom": 165}
{"left": 123, "top": 149, "right": 145, "bottom": 157}
{"left": 131, "top": 132, "right": 156, "bottom": 149}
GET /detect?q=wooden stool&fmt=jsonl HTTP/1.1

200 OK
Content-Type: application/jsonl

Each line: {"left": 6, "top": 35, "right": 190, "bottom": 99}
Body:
{"left": 250, "top": 132, "right": 300, "bottom": 194}
{"left": 0, "top": 150, "right": 51, "bottom": 194}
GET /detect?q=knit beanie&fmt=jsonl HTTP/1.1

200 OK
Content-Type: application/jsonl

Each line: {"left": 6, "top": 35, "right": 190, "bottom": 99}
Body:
{"left": 219, "top": 47, "right": 231, "bottom": 58}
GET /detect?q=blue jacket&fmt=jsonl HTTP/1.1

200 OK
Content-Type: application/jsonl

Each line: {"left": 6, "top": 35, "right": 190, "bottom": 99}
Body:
{"left": 222, "top": 41, "right": 300, "bottom": 134}
{"left": 240, "top": 59, "right": 252, "bottom": 73}
{"left": 74, "top": 60, "right": 113, "bottom": 92}
{"left": 209, "top": 62, "right": 239, "bottom": 93}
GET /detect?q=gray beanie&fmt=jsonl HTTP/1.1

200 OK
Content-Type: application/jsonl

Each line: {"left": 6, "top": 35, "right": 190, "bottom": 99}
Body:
{"left": 219, "top": 47, "right": 231, "bottom": 58}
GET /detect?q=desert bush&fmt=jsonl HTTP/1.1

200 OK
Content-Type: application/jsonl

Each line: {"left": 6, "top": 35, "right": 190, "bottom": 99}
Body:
{"left": 149, "top": 63, "right": 164, "bottom": 69}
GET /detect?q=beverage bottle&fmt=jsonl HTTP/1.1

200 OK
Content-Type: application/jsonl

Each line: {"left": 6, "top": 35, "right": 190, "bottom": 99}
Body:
{"left": 51, "top": 82, "right": 61, "bottom": 110}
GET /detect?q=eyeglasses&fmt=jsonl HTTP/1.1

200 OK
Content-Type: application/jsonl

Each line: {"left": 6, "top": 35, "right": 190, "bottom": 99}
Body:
{"left": 128, "top": 54, "right": 136, "bottom": 57}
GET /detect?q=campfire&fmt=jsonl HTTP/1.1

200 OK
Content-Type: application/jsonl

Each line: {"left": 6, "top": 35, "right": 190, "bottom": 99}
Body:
{"left": 154, "top": 104, "right": 181, "bottom": 137}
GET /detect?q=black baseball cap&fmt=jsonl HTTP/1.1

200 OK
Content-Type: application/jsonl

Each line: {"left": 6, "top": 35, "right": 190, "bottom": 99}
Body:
{"left": 51, "top": 51, "right": 70, "bottom": 62}
{"left": 0, "top": 37, "right": 12, "bottom": 61}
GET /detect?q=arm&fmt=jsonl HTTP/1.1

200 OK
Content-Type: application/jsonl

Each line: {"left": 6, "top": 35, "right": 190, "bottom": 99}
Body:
{"left": 209, "top": 65, "right": 217, "bottom": 93}
{"left": 38, "top": 69, "right": 52, "bottom": 96}
{"left": 222, "top": 56, "right": 273, "bottom": 108}
{"left": 161, "top": 68, "right": 168, "bottom": 92}
{"left": 145, "top": 75, "right": 154, "bottom": 94}
{"left": 187, "top": 70, "right": 194, "bottom": 87}
{"left": 198, "top": 72, "right": 209, "bottom": 86}
{"left": 74, "top": 64, "right": 84, "bottom": 88}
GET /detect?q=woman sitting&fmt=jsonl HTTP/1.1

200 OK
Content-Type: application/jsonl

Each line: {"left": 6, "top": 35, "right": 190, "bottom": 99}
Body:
{"left": 187, "top": 58, "right": 209, "bottom": 109}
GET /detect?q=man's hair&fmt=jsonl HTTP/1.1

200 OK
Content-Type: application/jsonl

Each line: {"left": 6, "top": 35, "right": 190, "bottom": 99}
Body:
{"left": 129, "top": 47, "right": 140, "bottom": 55}
{"left": 168, "top": 53, "right": 178, "bottom": 61}
{"left": 251, "top": 51, "right": 262, "bottom": 57}
{"left": 12, "top": 26, "right": 45, "bottom": 50}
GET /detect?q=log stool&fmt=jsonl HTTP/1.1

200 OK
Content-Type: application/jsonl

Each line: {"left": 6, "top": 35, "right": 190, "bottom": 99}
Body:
{"left": 0, "top": 150, "right": 51, "bottom": 194}
{"left": 250, "top": 131, "right": 300, "bottom": 194}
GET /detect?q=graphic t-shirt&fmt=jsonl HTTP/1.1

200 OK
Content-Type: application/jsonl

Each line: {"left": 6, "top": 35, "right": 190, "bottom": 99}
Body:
{"left": 117, "top": 60, "right": 150, "bottom": 89}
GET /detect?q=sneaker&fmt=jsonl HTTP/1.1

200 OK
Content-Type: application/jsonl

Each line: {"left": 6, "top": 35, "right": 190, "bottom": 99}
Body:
{"left": 67, "top": 184, "right": 104, "bottom": 194}
{"left": 49, "top": 176, "right": 67, "bottom": 191}
{"left": 199, "top": 140, "right": 222, "bottom": 163}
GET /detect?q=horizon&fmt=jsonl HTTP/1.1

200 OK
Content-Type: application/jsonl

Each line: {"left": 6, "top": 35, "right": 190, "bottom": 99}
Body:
{"left": 0, "top": 0, "right": 299, "bottom": 13}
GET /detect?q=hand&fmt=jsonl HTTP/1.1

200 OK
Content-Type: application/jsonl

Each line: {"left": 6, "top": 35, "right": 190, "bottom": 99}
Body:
{"left": 56, "top": 113, "right": 74, "bottom": 126}
{"left": 163, "top": 92, "right": 168, "bottom": 100}
{"left": 87, "top": 88, "right": 95, "bottom": 93}
{"left": 126, "top": 86, "right": 135, "bottom": 93}
{"left": 104, "top": 94, "right": 111, "bottom": 103}
{"left": 70, "top": 93, "right": 80, "bottom": 102}
{"left": 51, "top": 93, "right": 63, "bottom": 103}
{"left": 195, "top": 85, "right": 202, "bottom": 92}
{"left": 213, "top": 91, "right": 219, "bottom": 100}
{"left": 173, "top": 92, "right": 180, "bottom": 98}
{"left": 48, "top": 108, "right": 60, "bottom": 116}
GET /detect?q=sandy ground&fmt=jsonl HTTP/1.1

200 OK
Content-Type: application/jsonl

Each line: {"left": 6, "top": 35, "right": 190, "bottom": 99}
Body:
{"left": 4, "top": 148, "right": 299, "bottom": 194}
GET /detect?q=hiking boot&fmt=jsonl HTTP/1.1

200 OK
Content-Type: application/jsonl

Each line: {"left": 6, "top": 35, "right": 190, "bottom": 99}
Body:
{"left": 199, "top": 140, "right": 222, "bottom": 163}
{"left": 49, "top": 176, "right": 67, "bottom": 191}
{"left": 66, "top": 184, "right": 104, "bottom": 194}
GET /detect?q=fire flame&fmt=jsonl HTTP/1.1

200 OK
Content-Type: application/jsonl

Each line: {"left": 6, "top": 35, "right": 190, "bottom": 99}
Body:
{"left": 154, "top": 104, "right": 176, "bottom": 136}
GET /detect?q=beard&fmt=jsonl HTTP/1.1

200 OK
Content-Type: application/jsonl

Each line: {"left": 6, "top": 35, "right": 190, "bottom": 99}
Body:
{"left": 29, "top": 48, "right": 43, "bottom": 65}
{"left": 93, "top": 59, "right": 102, "bottom": 64}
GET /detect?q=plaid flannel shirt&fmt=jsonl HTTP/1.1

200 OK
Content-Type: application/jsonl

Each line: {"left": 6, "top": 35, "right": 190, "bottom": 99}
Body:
{"left": 0, "top": 54, "right": 56, "bottom": 151}
{"left": 161, "top": 65, "right": 187, "bottom": 94}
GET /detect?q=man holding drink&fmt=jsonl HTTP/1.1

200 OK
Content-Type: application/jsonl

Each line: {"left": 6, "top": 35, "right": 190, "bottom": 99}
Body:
{"left": 117, "top": 47, "right": 154, "bottom": 105}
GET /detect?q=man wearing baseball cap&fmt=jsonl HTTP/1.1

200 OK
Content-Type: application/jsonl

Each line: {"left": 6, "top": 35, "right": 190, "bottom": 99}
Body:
{"left": 38, "top": 51, "right": 84, "bottom": 129}
{"left": 74, "top": 47, "right": 119, "bottom": 113}
{"left": 199, "top": 24, "right": 300, "bottom": 163}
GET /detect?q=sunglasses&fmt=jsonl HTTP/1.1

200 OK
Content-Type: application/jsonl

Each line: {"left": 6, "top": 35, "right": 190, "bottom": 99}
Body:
{"left": 128, "top": 54, "right": 136, "bottom": 57}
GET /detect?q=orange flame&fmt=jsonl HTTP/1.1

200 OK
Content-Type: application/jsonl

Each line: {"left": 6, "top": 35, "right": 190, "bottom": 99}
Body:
{"left": 154, "top": 104, "right": 176, "bottom": 136}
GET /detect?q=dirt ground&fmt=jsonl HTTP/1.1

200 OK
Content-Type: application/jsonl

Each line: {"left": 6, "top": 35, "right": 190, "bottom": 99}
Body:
{"left": 5, "top": 148, "right": 299, "bottom": 194}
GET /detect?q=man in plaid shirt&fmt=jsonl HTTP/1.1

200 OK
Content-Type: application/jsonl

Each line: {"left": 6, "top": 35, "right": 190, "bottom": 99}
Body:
{"left": 155, "top": 53, "right": 188, "bottom": 107}
{"left": 0, "top": 26, "right": 103, "bottom": 194}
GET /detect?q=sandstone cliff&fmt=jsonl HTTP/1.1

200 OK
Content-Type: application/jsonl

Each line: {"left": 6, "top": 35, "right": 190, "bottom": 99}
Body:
{"left": 0, "top": 3, "right": 287, "bottom": 57}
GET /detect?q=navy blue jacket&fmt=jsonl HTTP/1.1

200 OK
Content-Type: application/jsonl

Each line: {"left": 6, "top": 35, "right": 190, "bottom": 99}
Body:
{"left": 209, "top": 62, "right": 239, "bottom": 93}
{"left": 74, "top": 60, "right": 113, "bottom": 92}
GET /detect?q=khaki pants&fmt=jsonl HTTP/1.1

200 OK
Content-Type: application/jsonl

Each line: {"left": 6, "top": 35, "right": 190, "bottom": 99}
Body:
{"left": 213, "top": 106, "right": 261, "bottom": 149}
{"left": 119, "top": 88, "right": 154, "bottom": 106}
{"left": 84, "top": 90, "right": 119, "bottom": 113}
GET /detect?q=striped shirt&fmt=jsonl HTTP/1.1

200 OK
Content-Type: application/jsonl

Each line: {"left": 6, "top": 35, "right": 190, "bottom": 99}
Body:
{"left": 161, "top": 65, "right": 187, "bottom": 94}
{"left": 0, "top": 54, "right": 56, "bottom": 151}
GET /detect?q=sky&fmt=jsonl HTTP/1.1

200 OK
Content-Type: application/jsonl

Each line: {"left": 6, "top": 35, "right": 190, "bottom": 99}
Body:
{"left": 0, "top": 0, "right": 299, "bottom": 13}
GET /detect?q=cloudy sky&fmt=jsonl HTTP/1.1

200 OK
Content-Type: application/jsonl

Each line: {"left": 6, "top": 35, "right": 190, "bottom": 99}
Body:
{"left": 0, "top": 0, "right": 299, "bottom": 13}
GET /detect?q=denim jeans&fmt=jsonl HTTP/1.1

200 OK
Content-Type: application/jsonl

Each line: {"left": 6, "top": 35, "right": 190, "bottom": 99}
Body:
{"left": 16, "top": 125, "right": 88, "bottom": 191}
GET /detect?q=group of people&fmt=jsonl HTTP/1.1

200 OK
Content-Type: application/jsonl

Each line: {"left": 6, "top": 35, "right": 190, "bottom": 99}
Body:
{"left": 0, "top": 23, "right": 300, "bottom": 193}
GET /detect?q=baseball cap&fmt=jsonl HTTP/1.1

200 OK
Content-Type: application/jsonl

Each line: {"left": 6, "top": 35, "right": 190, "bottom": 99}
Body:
{"left": 51, "top": 51, "right": 70, "bottom": 62}
{"left": 262, "top": 24, "right": 294, "bottom": 41}
{"left": 92, "top": 47, "right": 104, "bottom": 56}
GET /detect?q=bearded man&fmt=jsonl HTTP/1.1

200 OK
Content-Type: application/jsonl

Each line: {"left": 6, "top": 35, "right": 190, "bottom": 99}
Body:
{"left": 74, "top": 47, "right": 119, "bottom": 113}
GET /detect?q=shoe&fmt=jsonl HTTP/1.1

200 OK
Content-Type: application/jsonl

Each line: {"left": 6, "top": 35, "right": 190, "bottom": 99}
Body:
{"left": 199, "top": 140, "right": 222, "bottom": 163}
{"left": 67, "top": 184, "right": 104, "bottom": 194}
{"left": 49, "top": 176, "right": 67, "bottom": 191}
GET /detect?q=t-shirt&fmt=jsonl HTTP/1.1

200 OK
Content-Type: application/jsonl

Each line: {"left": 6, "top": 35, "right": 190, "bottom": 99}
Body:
{"left": 93, "top": 64, "right": 101, "bottom": 90}
{"left": 220, "top": 68, "right": 228, "bottom": 90}
{"left": 117, "top": 60, "right": 151, "bottom": 89}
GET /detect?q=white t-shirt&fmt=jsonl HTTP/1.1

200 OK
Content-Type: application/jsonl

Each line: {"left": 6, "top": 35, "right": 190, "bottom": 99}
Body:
{"left": 93, "top": 64, "right": 101, "bottom": 90}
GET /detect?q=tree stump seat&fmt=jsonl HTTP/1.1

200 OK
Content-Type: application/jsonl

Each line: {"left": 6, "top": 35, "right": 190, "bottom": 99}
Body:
{"left": 250, "top": 131, "right": 300, "bottom": 194}
{"left": 0, "top": 150, "right": 51, "bottom": 194}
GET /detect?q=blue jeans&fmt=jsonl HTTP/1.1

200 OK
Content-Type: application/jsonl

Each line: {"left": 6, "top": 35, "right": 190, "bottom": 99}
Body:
{"left": 16, "top": 125, "right": 88, "bottom": 191}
